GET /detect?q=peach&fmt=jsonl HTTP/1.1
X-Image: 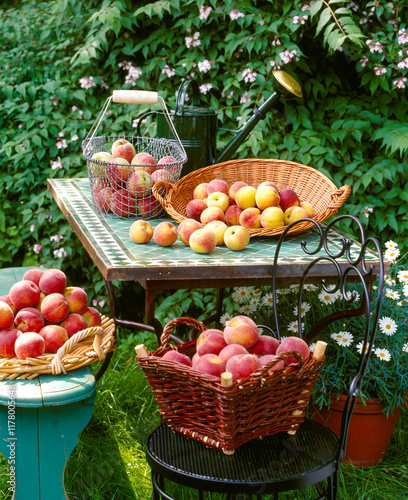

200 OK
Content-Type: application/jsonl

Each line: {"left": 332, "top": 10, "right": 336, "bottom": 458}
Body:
{"left": 225, "top": 205, "right": 243, "bottom": 226}
{"left": 239, "top": 207, "right": 262, "bottom": 229}
{"left": 224, "top": 315, "right": 259, "bottom": 348}
{"left": 82, "top": 307, "right": 102, "bottom": 328}
{"left": 35, "top": 292, "right": 46, "bottom": 312}
{"left": 200, "top": 206, "right": 226, "bottom": 225}
{"left": 95, "top": 187, "right": 113, "bottom": 213}
{"left": 158, "top": 155, "right": 177, "bottom": 166}
{"left": 207, "top": 179, "right": 229, "bottom": 196}
{"left": 38, "top": 325, "right": 69, "bottom": 353}
{"left": 9, "top": 280, "right": 41, "bottom": 309}
{"left": 23, "top": 268, "right": 44, "bottom": 287}
{"left": 62, "top": 287, "right": 89, "bottom": 314}
{"left": 226, "top": 353, "right": 261, "bottom": 381}
{"left": 91, "top": 151, "right": 113, "bottom": 163}
{"left": 14, "top": 307, "right": 44, "bottom": 333}
{"left": 193, "top": 183, "right": 209, "bottom": 200}
{"left": 14, "top": 332, "right": 45, "bottom": 360}
{"left": 111, "top": 139, "right": 136, "bottom": 163}
{"left": 189, "top": 227, "right": 217, "bottom": 254}
{"left": 39, "top": 268, "right": 67, "bottom": 295}
{"left": 131, "top": 152, "right": 157, "bottom": 174}
{"left": 153, "top": 221, "right": 178, "bottom": 247}
{"left": 151, "top": 169, "right": 173, "bottom": 185}
{"left": 186, "top": 199, "right": 207, "bottom": 222}
{"left": 192, "top": 352, "right": 200, "bottom": 365}
{"left": 106, "top": 157, "right": 131, "bottom": 187}
{"left": 283, "top": 206, "right": 308, "bottom": 225}
{"left": 258, "top": 181, "right": 279, "bottom": 193}
{"left": 137, "top": 194, "right": 162, "bottom": 217}
{"left": 223, "top": 225, "right": 250, "bottom": 251}
{"left": 0, "top": 295, "right": 17, "bottom": 315}
{"left": 40, "top": 293, "right": 70, "bottom": 323}
{"left": 91, "top": 178, "right": 110, "bottom": 196}
{"left": 162, "top": 350, "right": 192, "bottom": 367}
{"left": 127, "top": 170, "right": 152, "bottom": 198}
{"left": 260, "top": 206, "right": 285, "bottom": 228}
{"left": 300, "top": 201, "right": 315, "bottom": 218}
{"left": 255, "top": 185, "right": 280, "bottom": 211}
{"left": 110, "top": 189, "right": 136, "bottom": 217}
{"left": 129, "top": 220, "right": 154, "bottom": 244}
{"left": 0, "top": 328, "right": 19, "bottom": 357}
{"left": 235, "top": 185, "right": 257, "bottom": 210}
{"left": 229, "top": 181, "right": 248, "bottom": 201}
{"left": 276, "top": 336, "right": 310, "bottom": 365}
{"left": 60, "top": 313, "right": 88, "bottom": 338}
{"left": 196, "top": 329, "right": 227, "bottom": 356}
{"left": 279, "top": 188, "right": 300, "bottom": 212}
{"left": 206, "top": 191, "right": 230, "bottom": 212}
{"left": 249, "top": 335, "right": 280, "bottom": 356}
{"left": 192, "top": 353, "right": 226, "bottom": 378}
{"left": 177, "top": 219, "right": 203, "bottom": 246}
{"left": 259, "top": 354, "right": 285, "bottom": 370}
{"left": 205, "top": 221, "right": 228, "bottom": 246}
{"left": 0, "top": 301, "right": 14, "bottom": 330}
{"left": 218, "top": 343, "right": 249, "bottom": 364}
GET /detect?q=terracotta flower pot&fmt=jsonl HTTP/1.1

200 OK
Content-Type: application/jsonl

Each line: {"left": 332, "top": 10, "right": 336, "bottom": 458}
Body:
{"left": 311, "top": 395, "right": 401, "bottom": 467}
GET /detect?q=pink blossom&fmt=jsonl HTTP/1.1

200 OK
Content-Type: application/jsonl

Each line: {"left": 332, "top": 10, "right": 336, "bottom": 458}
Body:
{"left": 271, "top": 35, "right": 281, "bottom": 46}
{"left": 279, "top": 49, "right": 299, "bottom": 65}
{"left": 398, "top": 28, "right": 408, "bottom": 45}
{"left": 71, "top": 134, "right": 78, "bottom": 141}
{"left": 30, "top": 224, "right": 36, "bottom": 232}
{"left": 50, "top": 96, "right": 58, "bottom": 106}
{"left": 242, "top": 68, "right": 257, "bottom": 83}
{"left": 240, "top": 91, "right": 251, "bottom": 103}
{"left": 199, "top": 83, "right": 213, "bottom": 94}
{"left": 199, "top": 5, "right": 212, "bottom": 20}
{"left": 393, "top": 77, "right": 407, "bottom": 89}
{"left": 293, "top": 15, "right": 308, "bottom": 24}
{"left": 374, "top": 66, "right": 386, "bottom": 76}
{"left": 51, "top": 157, "right": 63, "bottom": 170}
{"left": 360, "top": 56, "right": 369, "bottom": 67}
{"left": 185, "top": 32, "right": 201, "bottom": 48}
{"left": 53, "top": 247, "right": 67, "bottom": 259}
{"left": 33, "top": 244, "right": 42, "bottom": 254}
{"left": 79, "top": 76, "right": 96, "bottom": 89}
{"left": 230, "top": 9, "right": 244, "bottom": 20}
{"left": 118, "top": 62, "right": 142, "bottom": 86}
{"left": 161, "top": 65, "right": 175, "bottom": 78}
{"left": 269, "top": 60, "right": 282, "bottom": 70}
{"left": 50, "top": 235, "right": 64, "bottom": 243}
{"left": 198, "top": 59, "right": 212, "bottom": 73}
{"left": 366, "top": 39, "right": 383, "bottom": 53}
{"left": 56, "top": 138, "right": 67, "bottom": 149}
{"left": 98, "top": 300, "right": 106, "bottom": 308}
{"left": 397, "top": 58, "right": 408, "bottom": 69}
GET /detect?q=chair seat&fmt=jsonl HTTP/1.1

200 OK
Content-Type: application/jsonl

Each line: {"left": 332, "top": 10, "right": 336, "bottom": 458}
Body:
{"left": 146, "top": 419, "right": 340, "bottom": 496}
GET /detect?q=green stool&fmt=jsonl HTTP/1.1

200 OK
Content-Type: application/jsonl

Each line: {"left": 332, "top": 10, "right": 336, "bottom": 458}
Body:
{"left": 0, "top": 267, "right": 97, "bottom": 499}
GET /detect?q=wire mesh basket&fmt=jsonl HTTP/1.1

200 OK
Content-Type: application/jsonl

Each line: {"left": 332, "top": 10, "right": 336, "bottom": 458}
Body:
{"left": 82, "top": 90, "right": 188, "bottom": 219}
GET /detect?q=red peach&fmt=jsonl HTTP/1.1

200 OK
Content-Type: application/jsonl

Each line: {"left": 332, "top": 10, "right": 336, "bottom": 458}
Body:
{"left": 40, "top": 293, "right": 70, "bottom": 323}
{"left": 111, "top": 139, "right": 136, "bottom": 163}
{"left": 193, "top": 183, "right": 209, "bottom": 200}
{"left": 158, "top": 155, "right": 177, "bottom": 166}
{"left": 127, "top": 170, "right": 152, "bottom": 198}
{"left": 38, "top": 325, "right": 69, "bottom": 353}
{"left": 23, "top": 268, "right": 44, "bottom": 287}
{"left": 14, "top": 332, "right": 45, "bottom": 360}
{"left": 137, "top": 194, "right": 163, "bottom": 217}
{"left": 200, "top": 206, "right": 226, "bottom": 225}
{"left": 207, "top": 179, "right": 229, "bottom": 196}
{"left": 129, "top": 220, "right": 154, "bottom": 244}
{"left": 255, "top": 185, "right": 280, "bottom": 211}
{"left": 60, "top": 313, "right": 88, "bottom": 338}
{"left": 239, "top": 207, "right": 262, "bottom": 229}
{"left": 192, "top": 353, "right": 226, "bottom": 378}
{"left": 229, "top": 181, "right": 248, "bottom": 201}
{"left": 95, "top": 187, "right": 113, "bottom": 213}
{"left": 35, "top": 292, "right": 46, "bottom": 312}
{"left": 259, "top": 354, "right": 285, "bottom": 370}
{"left": 196, "top": 329, "right": 227, "bottom": 356}
{"left": 151, "top": 169, "right": 173, "bottom": 185}
{"left": 300, "top": 201, "right": 315, "bottom": 218}
{"left": 39, "top": 268, "right": 67, "bottom": 295}
{"left": 82, "top": 307, "right": 102, "bottom": 328}
{"left": 283, "top": 206, "right": 308, "bottom": 225}
{"left": 0, "top": 301, "right": 14, "bottom": 330}
{"left": 218, "top": 344, "right": 249, "bottom": 364}
{"left": 177, "top": 219, "right": 203, "bottom": 246}
{"left": 189, "top": 228, "right": 217, "bottom": 254}
{"left": 106, "top": 157, "right": 131, "bottom": 188}
{"left": 162, "top": 350, "right": 192, "bottom": 367}
{"left": 276, "top": 336, "right": 310, "bottom": 365}
{"left": 9, "top": 280, "right": 41, "bottom": 309}
{"left": 249, "top": 335, "right": 280, "bottom": 356}
{"left": 192, "top": 352, "right": 200, "bottom": 365}
{"left": 226, "top": 353, "right": 261, "bottom": 380}
{"left": 0, "top": 295, "right": 17, "bottom": 315}
{"left": 153, "top": 221, "right": 178, "bottom": 247}
{"left": 225, "top": 205, "right": 243, "bottom": 226}
{"left": 258, "top": 181, "right": 280, "bottom": 193}
{"left": 223, "top": 225, "right": 250, "bottom": 251}
{"left": 62, "top": 287, "right": 88, "bottom": 314}
{"left": 224, "top": 315, "right": 259, "bottom": 349}
{"left": 279, "top": 188, "right": 300, "bottom": 212}
{"left": 110, "top": 189, "right": 136, "bottom": 217}
{"left": 0, "top": 328, "right": 19, "bottom": 357}
{"left": 132, "top": 152, "right": 158, "bottom": 175}
{"left": 14, "top": 307, "right": 45, "bottom": 333}
{"left": 186, "top": 199, "right": 207, "bottom": 222}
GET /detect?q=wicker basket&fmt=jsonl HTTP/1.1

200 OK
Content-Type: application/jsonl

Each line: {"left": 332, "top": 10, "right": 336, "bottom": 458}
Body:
{"left": 136, "top": 317, "right": 325, "bottom": 454}
{"left": 0, "top": 315, "right": 115, "bottom": 380}
{"left": 152, "top": 158, "right": 351, "bottom": 236}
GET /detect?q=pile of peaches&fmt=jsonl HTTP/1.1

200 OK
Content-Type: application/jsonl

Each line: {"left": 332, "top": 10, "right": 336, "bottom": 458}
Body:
{"left": 160, "top": 315, "right": 311, "bottom": 382}
{"left": 90, "top": 138, "right": 179, "bottom": 217}
{"left": 0, "top": 268, "right": 102, "bottom": 361}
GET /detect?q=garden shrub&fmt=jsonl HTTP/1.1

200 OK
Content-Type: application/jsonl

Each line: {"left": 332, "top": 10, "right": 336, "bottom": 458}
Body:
{"left": 0, "top": 0, "right": 407, "bottom": 304}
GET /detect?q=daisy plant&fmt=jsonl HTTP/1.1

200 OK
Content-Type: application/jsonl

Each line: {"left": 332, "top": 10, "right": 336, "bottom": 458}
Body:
{"left": 222, "top": 241, "right": 408, "bottom": 416}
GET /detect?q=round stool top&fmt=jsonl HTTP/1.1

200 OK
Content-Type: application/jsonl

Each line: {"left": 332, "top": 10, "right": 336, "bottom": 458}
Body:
{"left": 0, "top": 366, "right": 96, "bottom": 407}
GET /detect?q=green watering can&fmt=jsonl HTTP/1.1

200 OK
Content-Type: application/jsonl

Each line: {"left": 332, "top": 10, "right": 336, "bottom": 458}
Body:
{"left": 137, "top": 70, "right": 302, "bottom": 177}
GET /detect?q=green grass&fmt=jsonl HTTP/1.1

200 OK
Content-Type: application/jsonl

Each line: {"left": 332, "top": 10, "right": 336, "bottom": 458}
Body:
{"left": 1, "top": 326, "right": 408, "bottom": 499}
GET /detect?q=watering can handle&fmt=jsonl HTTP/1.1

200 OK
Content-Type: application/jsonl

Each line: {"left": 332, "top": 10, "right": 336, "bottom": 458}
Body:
{"left": 136, "top": 111, "right": 157, "bottom": 137}
{"left": 175, "top": 79, "right": 201, "bottom": 115}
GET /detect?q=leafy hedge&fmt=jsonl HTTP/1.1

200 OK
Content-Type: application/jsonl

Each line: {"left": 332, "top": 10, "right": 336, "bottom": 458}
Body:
{"left": 1, "top": 0, "right": 407, "bottom": 292}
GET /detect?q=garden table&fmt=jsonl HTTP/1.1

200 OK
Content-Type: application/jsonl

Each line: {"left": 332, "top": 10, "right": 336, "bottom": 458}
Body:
{"left": 47, "top": 178, "right": 384, "bottom": 341}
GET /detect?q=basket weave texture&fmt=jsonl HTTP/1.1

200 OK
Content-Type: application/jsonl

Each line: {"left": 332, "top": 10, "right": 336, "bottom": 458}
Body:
{"left": 0, "top": 315, "right": 115, "bottom": 380}
{"left": 136, "top": 317, "right": 325, "bottom": 454}
{"left": 153, "top": 158, "right": 351, "bottom": 236}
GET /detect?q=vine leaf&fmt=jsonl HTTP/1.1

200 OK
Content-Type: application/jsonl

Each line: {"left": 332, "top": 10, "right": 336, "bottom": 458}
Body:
{"left": 372, "top": 123, "right": 408, "bottom": 155}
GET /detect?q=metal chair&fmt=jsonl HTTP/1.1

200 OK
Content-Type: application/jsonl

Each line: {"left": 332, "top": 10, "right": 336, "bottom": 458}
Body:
{"left": 145, "top": 215, "right": 384, "bottom": 500}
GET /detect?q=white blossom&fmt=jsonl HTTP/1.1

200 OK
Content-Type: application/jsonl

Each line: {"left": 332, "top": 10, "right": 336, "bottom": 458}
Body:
{"left": 230, "top": 9, "right": 244, "bottom": 20}
{"left": 199, "top": 83, "right": 213, "bottom": 94}
{"left": 385, "top": 247, "right": 400, "bottom": 262}
{"left": 198, "top": 59, "right": 212, "bottom": 73}
{"left": 393, "top": 77, "right": 407, "bottom": 89}
{"left": 242, "top": 68, "right": 257, "bottom": 83}
{"left": 33, "top": 244, "right": 42, "bottom": 254}
{"left": 199, "top": 5, "right": 212, "bottom": 20}
{"left": 375, "top": 348, "right": 391, "bottom": 361}
{"left": 185, "top": 31, "right": 201, "bottom": 48}
{"left": 53, "top": 247, "right": 67, "bottom": 259}
{"left": 161, "top": 65, "right": 176, "bottom": 78}
{"left": 79, "top": 76, "right": 96, "bottom": 89}
{"left": 378, "top": 317, "right": 397, "bottom": 336}
{"left": 50, "top": 157, "right": 63, "bottom": 170}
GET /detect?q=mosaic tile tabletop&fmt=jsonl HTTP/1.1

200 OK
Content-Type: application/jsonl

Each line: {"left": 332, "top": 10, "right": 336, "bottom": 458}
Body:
{"left": 48, "top": 178, "right": 381, "bottom": 283}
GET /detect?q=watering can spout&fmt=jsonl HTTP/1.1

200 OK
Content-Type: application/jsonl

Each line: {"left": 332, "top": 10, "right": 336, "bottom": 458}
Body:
{"left": 215, "top": 70, "right": 302, "bottom": 164}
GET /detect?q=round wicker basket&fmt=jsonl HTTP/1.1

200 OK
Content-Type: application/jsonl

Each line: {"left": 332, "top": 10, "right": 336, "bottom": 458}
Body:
{"left": 0, "top": 315, "right": 115, "bottom": 380}
{"left": 152, "top": 158, "right": 351, "bottom": 236}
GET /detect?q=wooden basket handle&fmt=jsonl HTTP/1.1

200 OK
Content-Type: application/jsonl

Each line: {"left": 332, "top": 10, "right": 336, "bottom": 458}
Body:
{"left": 159, "top": 317, "right": 206, "bottom": 349}
{"left": 152, "top": 180, "right": 175, "bottom": 208}
{"left": 327, "top": 184, "right": 351, "bottom": 211}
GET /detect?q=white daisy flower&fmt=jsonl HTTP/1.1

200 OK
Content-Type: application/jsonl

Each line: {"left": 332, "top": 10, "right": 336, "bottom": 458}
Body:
{"left": 290, "top": 284, "right": 301, "bottom": 292}
{"left": 249, "top": 297, "right": 260, "bottom": 308}
{"left": 386, "top": 289, "right": 401, "bottom": 301}
{"left": 338, "top": 332, "right": 354, "bottom": 346}
{"left": 375, "top": 348, "right": 391, "bottom": 361}
{"left": 232, "top": 287, "right": 251, "bottom": 303}
{"left": 356, "top": 341, "right": 373, "bottom": 354}
{"left": 309, "top": 342, "right": 317, "bottom": 351}
{"left": 262, "top": 293, "right": 275, "bottom": 306}
{"left": 238, "top": 304, "right": 256, "bottom": 314}
{"left": 318, "top": 290, "right": 338, "bottom": 304}
{"left": 287, "top": 321, "right": 300, "bottom": 333}
{"left": 385, "top": 248, "right": 400, "bottom": 262}
{"left": 293, "top": 302, "right": 311, "bottom": 318}
{"left": 276, "top": 287, "right": 291, "bottom": 295}
{"left": 397, "top": 270, "right": 408, "bottom": 284}
{"left": 304, "top": 284, "right": 318, "bottom": 292}
{"left": 385, "top": 277, "right": 396, "bottom": 286}
{"left": 280, "top": 336, "right": 287, "bottom": 342}
{"left": 385, "top": 240, "right": 398, "bottom": 249}
{"left": 220, "top": 312, "right": 232, "bottom": 326}
{"left": 345, "top": 290, "right": 360, "bottom": 302}
{"left": 402, "top": 343, "right": 408, "bottom": 353}
{"left": 252, "top": 289, "right": 262, "bottom": 297}
{"left": 403, "top": 284, "right": 408, "bottom": 297}
{"left": 378, "top": 317, "right": 398, "bottom": 336}
{"left": 258, "top": 327, "right": 264, "bottom": 335}
{"left": 331, "top": 332, "right": 344, "bottom": 342}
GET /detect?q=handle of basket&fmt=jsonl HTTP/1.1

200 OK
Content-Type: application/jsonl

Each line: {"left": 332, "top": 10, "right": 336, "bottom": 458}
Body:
{"left": 152, "top": 180, "right": 175, "bottom": 207}
{"left": 327, "top": 185, "right": 351, "bottom": 211}
{"left": 51, "top": 326, "right": 104, "bottom": 375}
{"left": 160, "top": 317, "right": 206, "bottom": 349}
{"left": 112, "top": 90, "right": 159, "bottom": 104}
